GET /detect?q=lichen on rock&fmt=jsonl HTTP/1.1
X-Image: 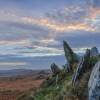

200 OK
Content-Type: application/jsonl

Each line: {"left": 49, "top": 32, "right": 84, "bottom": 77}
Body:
{"left": 88, "top": 61, "right": 100, "bottom": 100}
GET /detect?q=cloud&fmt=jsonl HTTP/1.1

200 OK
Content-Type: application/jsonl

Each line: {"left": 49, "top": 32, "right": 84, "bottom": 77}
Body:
{"left": 18, "top": 46, "right": 64, "bottom": 57}
{"left": 0, "top": 62, "right": 27, "bottom": 66}
{"left": 90, "top": 0, "right": 100, "bottom": 8}
{"left": 0, "top": 39, "right": 31, "bottom": 45}
{"left": 22, "top": 16, "right": 95, "bottom": 32}
{"left": 20, "top": 5, "right": 99, "bottom": 33}
{"left": 0, "top": 4, "right": 99, "bottom": 37}
{"left": 0, "top": 0, "right": 99, "bottom": 58}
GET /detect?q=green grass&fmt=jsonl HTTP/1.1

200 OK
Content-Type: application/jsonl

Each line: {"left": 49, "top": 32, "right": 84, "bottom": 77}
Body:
{"left": 34, "top": 56, "right": 100, "bottom": 100}
{"left": 34, "top": 72, "right": 73, "bottom": 100}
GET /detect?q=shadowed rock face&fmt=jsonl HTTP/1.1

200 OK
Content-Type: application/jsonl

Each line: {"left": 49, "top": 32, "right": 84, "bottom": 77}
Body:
{"left": 51, "top": 63, "right": 60, "bottom": 75}
{"left": 88, "top": 61, "right": 100, "bottom": 100}
{"left": 64, "top": 62, "right": 71, "bottom": 72}
{"left": 63, "top": 41, "right": 78, "bottom": 71}
{"left": 72, "top": 49, "right": 90, "bottom": 85}
{"left": 90, "top": 47, "right": 99, "bottom": 57}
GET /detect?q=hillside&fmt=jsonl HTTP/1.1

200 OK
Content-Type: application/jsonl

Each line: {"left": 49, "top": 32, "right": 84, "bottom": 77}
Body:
{"left": 0, "top": 69, "right": 33, "bottom": 77}
{"left": 33, "top": 41, "right": 100, "bottom": 100}
{"left": 0, "top": 70, "right": 50, "bottom": 100}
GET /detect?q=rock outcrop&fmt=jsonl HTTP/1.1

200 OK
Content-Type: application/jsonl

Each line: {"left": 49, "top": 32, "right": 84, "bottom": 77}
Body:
{"left": 88, "top": 61, "right": 100, "bottom": 100}
{"left": 34, "top": 40, "right": 100, "bottom": 100}
{"left": 63, "top": 63, "right": 71, "bottom": 73}
{"left": 51, "top": 63, "right": 60, "bottom": 75}
{"left": 72, "top": 49, "right": 90, "bottom": 85}
{"left": 90, "top": 47, "right": 99, "bottom": 57}
{"left": 63, "top": 41, "right": 78, "bottom": 71}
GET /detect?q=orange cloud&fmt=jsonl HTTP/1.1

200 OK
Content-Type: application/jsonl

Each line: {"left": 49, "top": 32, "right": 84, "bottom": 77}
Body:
{"left": 0, "top": 39, "right": 30, "bottom": 46}
{"left": 0, "top": 6, "right": 99, "bottom": 33}
{"left": 89, "top": 7, "right": 100, "bottom": 19}
{"left": 22, "top": 16, "right": 96, "bottom": 32}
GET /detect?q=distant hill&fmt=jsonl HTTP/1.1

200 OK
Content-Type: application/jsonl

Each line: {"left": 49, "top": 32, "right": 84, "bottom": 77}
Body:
{"left": 0, "top": 69, "right": 33, "bottom": 77}
{"left": 0, "top": 69, "right": 51, "bottom": 78}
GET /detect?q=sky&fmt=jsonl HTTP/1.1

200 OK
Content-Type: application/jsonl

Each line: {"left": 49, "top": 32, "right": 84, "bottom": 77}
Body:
{"left": 0, "top": 0, "right": 100, "bottom": 70}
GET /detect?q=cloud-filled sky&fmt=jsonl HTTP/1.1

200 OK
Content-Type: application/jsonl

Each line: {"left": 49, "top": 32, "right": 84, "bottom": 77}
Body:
{"left": 0, "top": 0, "right": 100, "bottom": 69}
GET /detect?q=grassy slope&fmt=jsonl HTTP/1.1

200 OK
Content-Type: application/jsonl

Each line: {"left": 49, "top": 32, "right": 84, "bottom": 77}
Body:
{"left": 34, "top": 56, "right": 100, "bottom": 100}
{"left": 34, "top": 73, "right": 72, "bottom": 100}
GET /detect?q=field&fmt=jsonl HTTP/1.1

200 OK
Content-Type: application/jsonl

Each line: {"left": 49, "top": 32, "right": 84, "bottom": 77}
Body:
{"left": 0, "top": 70, "right": 49, "bottom": 100}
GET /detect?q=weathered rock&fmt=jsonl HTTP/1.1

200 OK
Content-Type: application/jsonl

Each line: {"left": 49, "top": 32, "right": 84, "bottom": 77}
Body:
{"left": 72, "top": 49, "right": 90, "bottom": 85}
{"left": 63, "top": 63, "right": 71, "bottom": 73}
{"left": 63, "top": 41, "right": 78, "bottom": 70}
{"left": 51, "top": 63, "right": 60, "bottom": 75}
{"left": 90, "top": 47, "right": 99, "bottom": 57}
{"left": 88, "top": 61, "right": 100, "bottom": 100}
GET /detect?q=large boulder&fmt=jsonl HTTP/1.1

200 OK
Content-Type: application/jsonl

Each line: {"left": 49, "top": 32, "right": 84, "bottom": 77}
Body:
{"left": 72, "top": 49, "right": 90, "bottom": 85}
{"left": 90, "top": 47, "right": 99, "bottom": 57}
{"left": 63, "top": 41, "right": 78, "bottom": 71}
{"left": 51, "top": 63, "right": 60, "bottom": 75}
{"left": 88, "top": 61, "right": 100, "bottom": 100}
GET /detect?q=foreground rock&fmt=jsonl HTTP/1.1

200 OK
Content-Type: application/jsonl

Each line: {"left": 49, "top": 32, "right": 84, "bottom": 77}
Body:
{"left": 72, "top": 49, "right": 90, "bottom": 85}
{"left": 34, "top": 40, "right": 100, "bottom": 100}
{"left": 88, "top": 61, "right": 100, "bottom": 100}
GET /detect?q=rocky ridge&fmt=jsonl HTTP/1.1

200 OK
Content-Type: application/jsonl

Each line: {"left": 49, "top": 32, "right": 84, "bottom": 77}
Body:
{"left": 34, "top": 41, "right": 100, "bottom": 100}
